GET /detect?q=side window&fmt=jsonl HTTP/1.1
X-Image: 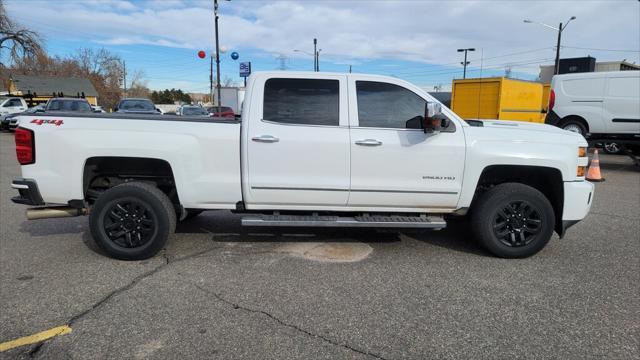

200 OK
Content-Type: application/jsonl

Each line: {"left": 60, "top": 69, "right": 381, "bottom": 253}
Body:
{"left": 263, "top": 78, "right": 339, "bottom": 126}
{"left": 6, "top": 99, "right": 22, "bottom": 107}
{"left": 356, "top": 81, "right": 425, "bottom": 128}
{"left": 48, "top": 101, "right": 61, "bottom": 111}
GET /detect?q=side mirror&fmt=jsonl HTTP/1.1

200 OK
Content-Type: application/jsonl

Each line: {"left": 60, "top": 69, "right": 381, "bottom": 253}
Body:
{"left": 35, "top": 108, "right": 45, "bottom": 113}
{"left": 423, "top": 102, "right": 443, "bottom": 133}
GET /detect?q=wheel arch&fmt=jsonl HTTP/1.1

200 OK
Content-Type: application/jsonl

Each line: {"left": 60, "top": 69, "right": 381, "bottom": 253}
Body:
{"left": 560, "top": 115, "right": 590, "bottom": 133}
{"left": 470, "top": 165, "right": 564, "bottom": 236}
{"left": 82, "top": 156, "right": 180, "bottom": 207}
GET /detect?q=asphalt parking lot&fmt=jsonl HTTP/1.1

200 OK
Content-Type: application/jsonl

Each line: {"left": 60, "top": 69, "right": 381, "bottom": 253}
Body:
{"left": 0, "top": 131, "right": 638, "bottom": 359}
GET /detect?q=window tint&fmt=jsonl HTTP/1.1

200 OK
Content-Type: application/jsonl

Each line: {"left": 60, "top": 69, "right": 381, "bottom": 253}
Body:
{"left": 264, "top": 78, "right": 339, "bottom": 126}
{"left": 7, "top": 99, "right": 22, "bottom": 107}
{"left": 120, "top": 99, "right": 155, "bottom": 111}
{"left": 47, "top": 100, "right": 91, "bottom": 112}
{"left": 356, "top": 81, "right": 426, "bottom": 128}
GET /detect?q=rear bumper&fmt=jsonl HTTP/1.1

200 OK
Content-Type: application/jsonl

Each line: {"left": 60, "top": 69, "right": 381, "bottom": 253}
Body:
{"left": 545, "top": 110, "right": 562, "bottom": 127}
{"left": 11, "top": 178, "right": 45, "bottom": 206}
{"left": 558, "top": 181, "right": 594, "bottom": 237}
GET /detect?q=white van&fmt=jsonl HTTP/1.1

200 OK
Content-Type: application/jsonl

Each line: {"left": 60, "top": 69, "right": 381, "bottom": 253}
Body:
{"left": 545, "top": 70, "right": 640, "bottom": 137}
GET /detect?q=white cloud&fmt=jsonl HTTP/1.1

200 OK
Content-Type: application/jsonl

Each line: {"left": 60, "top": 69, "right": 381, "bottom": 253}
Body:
{"left": 7, "top": 0, "right": 640, "bottom": 76}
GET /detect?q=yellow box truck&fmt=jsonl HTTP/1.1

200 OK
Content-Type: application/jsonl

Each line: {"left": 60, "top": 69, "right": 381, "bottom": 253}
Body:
{"left": 451, "top": 77, "right": 546, "bottom": 123}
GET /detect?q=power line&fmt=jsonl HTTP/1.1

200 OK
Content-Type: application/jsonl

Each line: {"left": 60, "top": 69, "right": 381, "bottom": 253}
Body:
{"left": 561, "top": 45, "right": 640, "bottom": 53}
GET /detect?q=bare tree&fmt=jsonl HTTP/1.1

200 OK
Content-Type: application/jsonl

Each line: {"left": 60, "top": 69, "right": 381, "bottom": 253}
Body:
{"left": 127, "top": 69, "right": 150, "bottom": 98}
{"left": 0, "top": 0, "right": 43, "bottom": 68}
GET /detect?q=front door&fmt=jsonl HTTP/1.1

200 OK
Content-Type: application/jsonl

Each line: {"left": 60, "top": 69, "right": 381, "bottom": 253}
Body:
{"left": 347, "top": 78, "right": 465, "bottom": 210}
{"left": 246, "top": 76, "right": 351, "bottom": 208}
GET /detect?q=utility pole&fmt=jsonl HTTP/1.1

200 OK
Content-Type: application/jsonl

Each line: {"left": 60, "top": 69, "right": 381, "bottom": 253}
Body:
{"left": 313, "top": 38, "right": 317, "bottom": 72}
{"left": 457, "top": 48, "right": 475, "bottom": 79}
{"left": 122, "top": 60, "right": 127, "bottom": 98}
{"left": 523, "top": 17, "right": 576, "bottom": 75}
{"left": 554, "top": 22, "right": 562, "bottom": 75}
{"left": 214, "top": 0, "right": 222, "bottom": 113}
{"left": 210, "top": 55, "right": 214, "bottom": 105}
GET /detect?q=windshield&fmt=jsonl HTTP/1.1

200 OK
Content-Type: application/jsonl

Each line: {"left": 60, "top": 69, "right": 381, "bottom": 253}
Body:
{"left": 47, "top": 100, "right": 92, "bottom": 112}
{"left": 119, "top": 99, "right": 155, "bottom": 111}
{"left": 182, "top": 107, "right": 208, "bottom": 116}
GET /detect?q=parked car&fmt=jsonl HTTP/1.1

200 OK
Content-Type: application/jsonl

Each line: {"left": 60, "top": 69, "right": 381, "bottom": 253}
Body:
{"left": 115, "top": 98, "right": 162, "bottom": 114}
{"left": 207, "top": 106, "right": 235, "bottom": 118}
{"left": 0, "top": 96, "right": 28, "bottom": 118}
{"left": 11, "top": 71, "right": 593, "bottom": 260}
{"left": 45, "top": 98, "right": 93, "bottom": 113}
{"left": 545, "top": 70, "right": 640, "bottom": 137}
{"left": 177, "top": 105, "right": 209, "bottom": 116}
{"left": 3, "top": 104, "right": 45, "bottom": 131}
{"left": 91, "top": 105, "right": 106, "bottom": 113}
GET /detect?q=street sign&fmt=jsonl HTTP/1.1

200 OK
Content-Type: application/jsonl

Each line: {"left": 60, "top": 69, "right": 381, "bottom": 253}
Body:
{"left": 240, "top": 62, "right": 251, "bottom": 77}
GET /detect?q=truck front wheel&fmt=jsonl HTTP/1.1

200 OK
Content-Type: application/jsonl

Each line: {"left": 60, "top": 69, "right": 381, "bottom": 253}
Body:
{"left": 471, "top": 183, "right": 555, "bottom": 258}
{"left": 89, "top": 182, "right": 176, "bottom": 260}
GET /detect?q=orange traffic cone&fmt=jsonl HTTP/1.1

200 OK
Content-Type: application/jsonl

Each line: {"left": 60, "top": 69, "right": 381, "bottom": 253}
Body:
{"left": 586, "top": 149, "right": 605, "bottom": 182}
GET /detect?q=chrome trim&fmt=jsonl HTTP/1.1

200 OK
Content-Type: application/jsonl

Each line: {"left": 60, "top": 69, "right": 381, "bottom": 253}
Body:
{"left": 355, "top": 139, "right": 383, "bottom": 146}
{"left": 251, "top": 135, "right": 280, "bottom": 143}
{"left": 252, "top": 186, "right": 348, "bottom": 192}
{"left": 11, "top": 183, "right": 29, "bottom": 189}
{"left": 251, "top": 186, "right": 457, "bottom": 195}
{"left": 351, "top": 189, "right": 458, "bottom": 195}
{"left": 260, "top": 118, "right": 348, "bottom": 129}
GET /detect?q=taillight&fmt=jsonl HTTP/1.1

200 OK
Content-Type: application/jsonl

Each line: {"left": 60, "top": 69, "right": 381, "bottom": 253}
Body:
{"left": 548, "top": 89, "right": 555, "bottom": 111}
{"left": 15, "top": 127, "right": 35, "bottom": 165}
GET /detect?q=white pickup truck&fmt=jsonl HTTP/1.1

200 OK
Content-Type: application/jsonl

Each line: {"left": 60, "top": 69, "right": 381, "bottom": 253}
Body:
{"left": 11, "top": 71, "right": 593, "bottom": 260}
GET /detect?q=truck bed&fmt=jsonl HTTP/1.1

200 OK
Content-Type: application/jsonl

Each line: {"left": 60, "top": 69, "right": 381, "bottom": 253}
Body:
{"left": 16, "top": 112, "right": 242, "bottom": 208}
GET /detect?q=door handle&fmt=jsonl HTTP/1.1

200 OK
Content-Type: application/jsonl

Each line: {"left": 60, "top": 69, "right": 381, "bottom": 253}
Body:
{"left": 355, "top": 139, "right": 382, "bottom": 146}
{"left": 252, "top": 135, "right": 279, "bottom": 143}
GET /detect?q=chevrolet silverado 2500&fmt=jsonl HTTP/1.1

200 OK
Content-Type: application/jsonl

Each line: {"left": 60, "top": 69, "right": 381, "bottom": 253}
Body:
{"left": 11, "top": 71, "right": 593, "bottom": 260}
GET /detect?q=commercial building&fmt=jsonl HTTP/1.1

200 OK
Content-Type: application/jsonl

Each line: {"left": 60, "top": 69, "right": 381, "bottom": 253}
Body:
{"left": 4, "top": 74, "right": 98, "bottom": 105}
{"left": 539, "top": 58, "right": 639, "bottom": 83}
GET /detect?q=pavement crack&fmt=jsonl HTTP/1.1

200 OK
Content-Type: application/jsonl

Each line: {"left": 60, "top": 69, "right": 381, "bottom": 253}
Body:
{"left": 191, "top": 283, "right": 388, "bottom": 360}
{"left": 29, "top": 245, "right": 224, "bottom": 358}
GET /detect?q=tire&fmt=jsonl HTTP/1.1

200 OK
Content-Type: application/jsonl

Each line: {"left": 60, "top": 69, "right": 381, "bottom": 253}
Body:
{"left": 603, "top": 142, "right": 622, "bottom": 155}
{"left": 89, "top": 182, "right": 176, "bottom": 260}
{"left": 560, "top": 118, "right": 587, "bottom": 136}
{"left": 471, "top": 183, "right": 555, "bottom": 258}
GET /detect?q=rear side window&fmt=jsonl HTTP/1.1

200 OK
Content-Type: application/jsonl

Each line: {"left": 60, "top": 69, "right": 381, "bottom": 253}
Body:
{"left": 263, "top": 78, "right": 339, "bottom": 126}
{"left": 356, "top": 81, "right": 425, "bottom": 128}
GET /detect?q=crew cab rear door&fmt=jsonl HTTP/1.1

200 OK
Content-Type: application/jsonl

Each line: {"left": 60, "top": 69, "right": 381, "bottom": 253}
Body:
{"left": 244, "top": 75, "right": 350, "bottom": 207}
{"left": 347, "top": 76, "right": 465, "bottom": 210}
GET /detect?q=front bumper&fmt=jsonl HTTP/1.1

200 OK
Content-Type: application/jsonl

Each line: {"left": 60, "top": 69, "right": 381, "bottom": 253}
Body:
{"left": 11, "top": 178, "right": 45, "bottom": 206}
{"left": 558, "top": 181, "right": 594, "bottom": 237}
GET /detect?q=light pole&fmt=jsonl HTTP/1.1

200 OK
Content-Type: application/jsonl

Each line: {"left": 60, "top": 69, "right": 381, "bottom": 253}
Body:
{"left": 524, "top": 16, "right": 576, "bottom": 75}
{"left": 316, "top": 48, "right": 322, "bottom": 72}
{"left": 313, "top": 38, "right": 317, "bottom": 72}
{"left": 213, "top": 0, "right": 230, "bottom": 113}
{"left": 457, "top": 48, "right": 475, "bottom": 79}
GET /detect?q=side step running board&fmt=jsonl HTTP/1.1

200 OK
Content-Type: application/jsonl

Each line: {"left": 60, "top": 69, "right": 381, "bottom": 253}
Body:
{"left": 241, "top": 214, "right": 446, "bottom": 229}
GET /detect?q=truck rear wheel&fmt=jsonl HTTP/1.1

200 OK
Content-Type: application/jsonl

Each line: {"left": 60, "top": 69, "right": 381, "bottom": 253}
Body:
{"left": 471, "top": 183, "right": 555, "bottom": 258}
{"left": 89, "top": 182, "right": 176, "bottom": 260}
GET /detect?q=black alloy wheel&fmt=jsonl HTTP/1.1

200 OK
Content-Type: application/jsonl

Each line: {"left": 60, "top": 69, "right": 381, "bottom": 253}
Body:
{"left": 492, "top": 200, "right": 542, "bottom": 247}
{"left": 103, "top": 199, "right": 157, "bottom": 248}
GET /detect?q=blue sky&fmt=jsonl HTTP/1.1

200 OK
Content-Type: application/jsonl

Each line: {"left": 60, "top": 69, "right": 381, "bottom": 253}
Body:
{"left": 5, "top": 0, "right": 639, "bottom": 93}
